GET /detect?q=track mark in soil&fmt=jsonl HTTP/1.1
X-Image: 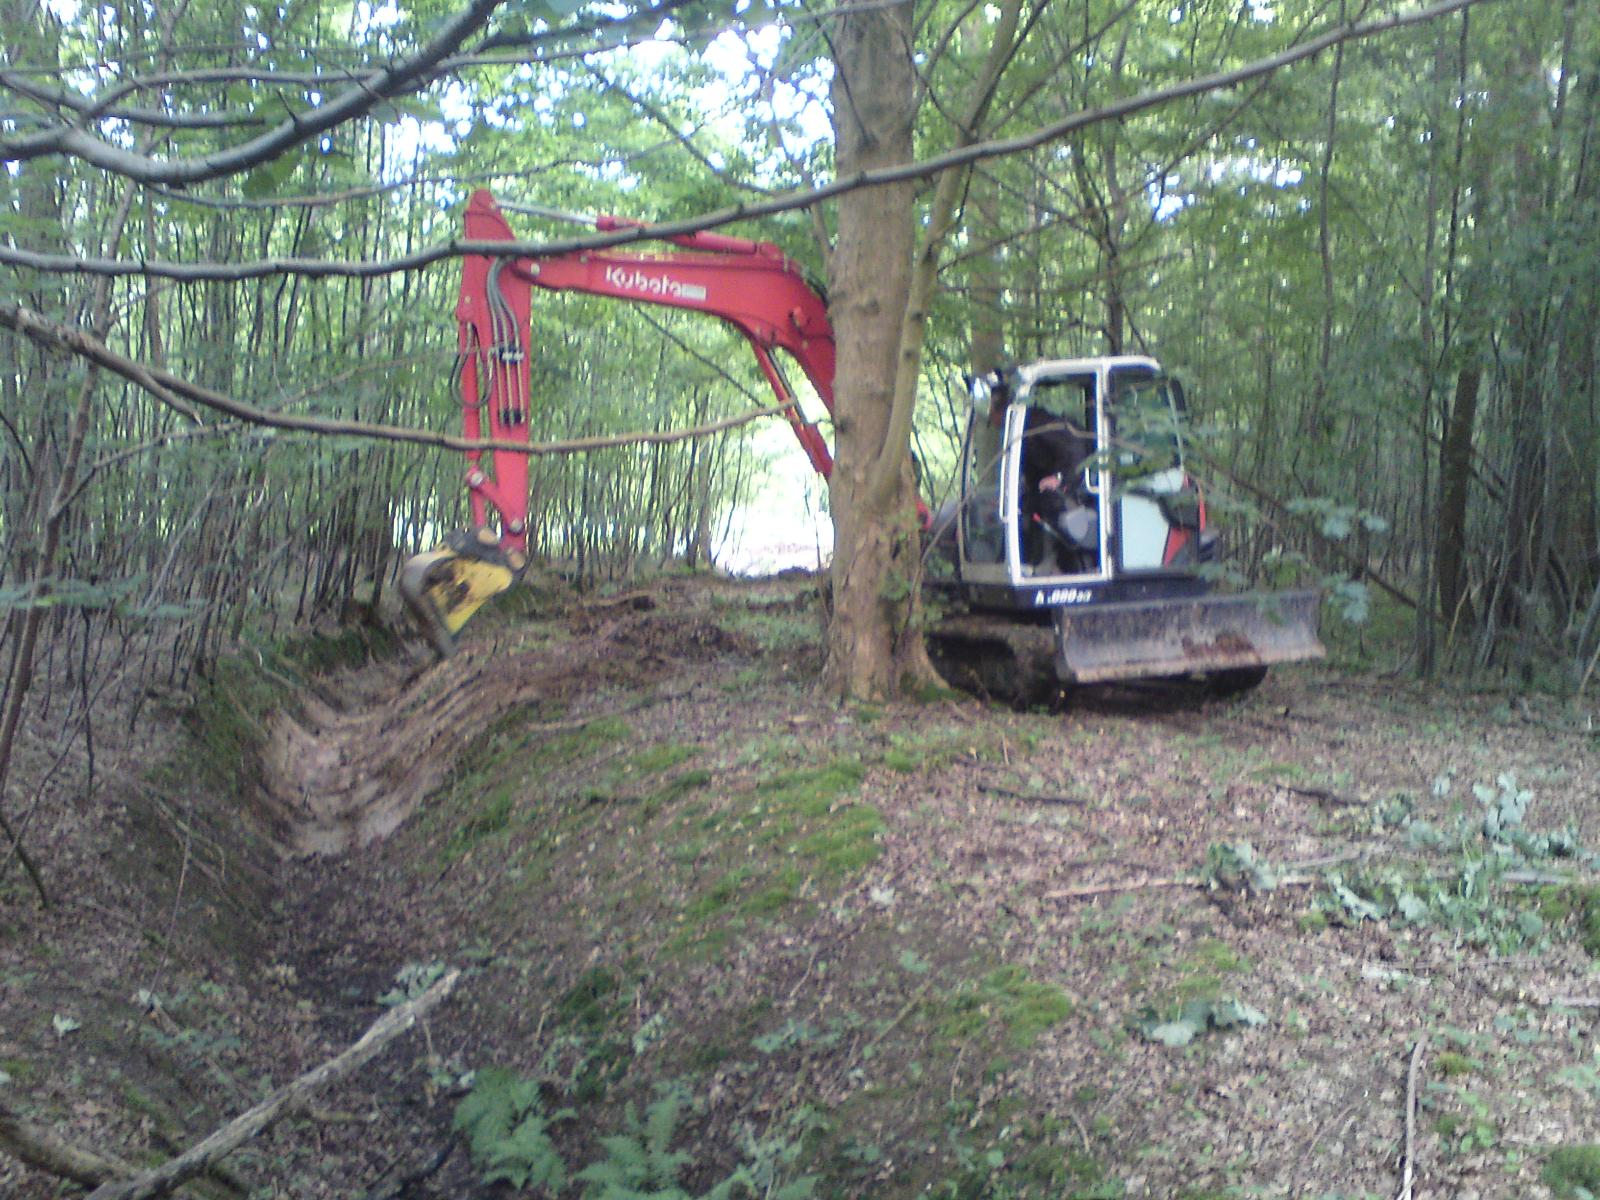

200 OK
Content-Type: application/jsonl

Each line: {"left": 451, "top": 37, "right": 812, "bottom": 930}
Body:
{"left": 258, "top": 609, "right": 750, "bottom": 855}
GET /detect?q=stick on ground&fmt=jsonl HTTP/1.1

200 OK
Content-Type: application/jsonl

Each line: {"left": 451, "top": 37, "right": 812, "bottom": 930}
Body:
{"left": 85, "top": 968, "right": 460, "bottom": 1200}
{"left": 1395, "top": 1035, "right": 1426, "bottom": 1200}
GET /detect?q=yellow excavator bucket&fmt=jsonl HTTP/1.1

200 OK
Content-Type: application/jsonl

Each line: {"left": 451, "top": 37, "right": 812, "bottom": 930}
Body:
{"left": 398, "top": 529, "right": 524, "bottom": 656}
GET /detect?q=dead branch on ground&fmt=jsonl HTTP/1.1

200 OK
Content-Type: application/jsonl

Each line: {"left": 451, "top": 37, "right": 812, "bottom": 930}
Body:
{"left": 84, "top": 968, "right": 460, "bottom": 1200}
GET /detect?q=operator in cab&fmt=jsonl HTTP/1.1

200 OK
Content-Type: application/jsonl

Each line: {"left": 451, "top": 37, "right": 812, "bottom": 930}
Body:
{"left": 1021, "top": 402, "right": 1098, "bottom": 573}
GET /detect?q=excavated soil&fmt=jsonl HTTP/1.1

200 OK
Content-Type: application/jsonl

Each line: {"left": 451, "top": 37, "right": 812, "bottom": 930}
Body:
{"left": 4, "top": 573, "right": 1600, "bottom": 1199}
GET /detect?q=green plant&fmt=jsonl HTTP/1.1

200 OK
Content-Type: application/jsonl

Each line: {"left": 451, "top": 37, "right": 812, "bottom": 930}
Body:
{"left": 453, "top": 1068, "right": 572, "bottom": 1191}
{"left": 1543, "top": 1144, "right": 1600, "bottom": 1199}
{"left": 1430, "top": 1087, "right": 1498, "bottom": 1157}
{"left": 1540, "top": 884, "right": 1600, "bottom": 958}
{"left": 1130, "top": 997, "right": 1267, "bottom": 1047}
{"left": 576, "top": 1089, "right": 815, "bottom": 1200}
{"left": 376, "top": 961, "right": 448, "bottom": 1006}
{"left": 938, "top": 965, "right": 1072, "bottom": 1049}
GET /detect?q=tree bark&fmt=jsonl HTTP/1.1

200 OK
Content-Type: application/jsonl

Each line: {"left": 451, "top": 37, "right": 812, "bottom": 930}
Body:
{"left": 823, "top": 0, "right": 930, "bottom": 700}
{"left": 1436, "top": 364, "right": 1480, "bottom": 639}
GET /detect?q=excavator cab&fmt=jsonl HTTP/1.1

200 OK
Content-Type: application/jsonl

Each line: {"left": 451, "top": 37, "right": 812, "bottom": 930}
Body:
{"left": 938, "top": 357, "right": 1325, "bottom": 689}
{"left": 954, "top": 357, "right": 1203, "bottom": 601}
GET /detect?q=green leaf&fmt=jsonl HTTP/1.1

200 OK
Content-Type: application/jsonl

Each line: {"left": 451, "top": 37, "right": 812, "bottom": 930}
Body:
{"left": 898, "top": 948, "right": 931, "bottom": 974}
{"left": 1320, "top": 511, "right": 1353, "bottom": 539}
{"left": 1397, "top": 892, "right": 1431, "bottom": 924}
{"left": 1330, "top": 877, "right": 1387, "bottom": 922}
{"left": 1147, "top": 1020, "right": 1198, "bottom": 1047}
{"left": 1208, "top": 999, "right": 1267, "bottom": 1029}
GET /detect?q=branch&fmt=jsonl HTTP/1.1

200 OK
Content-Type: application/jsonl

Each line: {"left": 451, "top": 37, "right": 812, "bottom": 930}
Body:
{"left": 84, "top": 969, "right": 460, "bottom": 1200}
{"left": 576, "top": 61, "right": 776, "bottom": 196}
{"left": 0, "top": 301, "right": 793, "bottom": 458}
{"left": 1, "top": 0, "right": 503, "bottom": 184}
{"left": 0, "top": 1098, "right": 142, "bottom": 1188}
{"left": 1193, "top": 448, "right": 1420, "bottom": 610}
{"left": 0, "top": 1097, "right": 236, "bottom": 1198}
{"left": 1395, "top": 1036, "right": 1426, "bottom": 1200}
{"left": 0, "top": 0, "right": 1497, "bottom": 283}
{"left": 0, "top": 70, "right": 266, "bottom": 130}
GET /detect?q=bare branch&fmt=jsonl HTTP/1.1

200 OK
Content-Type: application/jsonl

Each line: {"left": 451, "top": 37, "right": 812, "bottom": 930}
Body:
{"left": 0, "top": 0, "right": 503, "bottom": 184}
{"left": 0, "top": 69, "right": 265, "bottom": 129}
{"left": 576, "top": 60, "right": 777, "bottom": 196}
{"left": 84, "top": 969, "right": 461, "bottom": 1200}
{"left": 0, "top": 0, "right": 1496, "bottom": 283}
{"left": 0, "top": 301, "right": 795, "bottom": 458}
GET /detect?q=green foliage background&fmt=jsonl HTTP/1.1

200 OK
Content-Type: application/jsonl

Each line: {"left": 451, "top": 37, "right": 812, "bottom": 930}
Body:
{"left": 2, "top": 0, "right": 1598, "bottom": 684}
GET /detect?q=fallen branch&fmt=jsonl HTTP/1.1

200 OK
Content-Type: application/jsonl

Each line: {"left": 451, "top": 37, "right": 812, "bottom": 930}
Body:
{"left": 0, "top": 1098, "right": 139, "bottom": 1188}
{"left": 1046, "top": 876, "right": 1198, "bottom": 900}
{"left": 1282, "top": 784, "right": 1362, "bottom": 807}
{"left": 978, "top": 783, "right": 1087, "bottom": 805}
{"left": 1395, "top": 1036, "right": 1426, "bottom": 1200}
{"left": 85, "top": 968, "right": 460, "bottom": 1200}
{"left": 0, "top": 1100, "right": 237, "bottom": 1198}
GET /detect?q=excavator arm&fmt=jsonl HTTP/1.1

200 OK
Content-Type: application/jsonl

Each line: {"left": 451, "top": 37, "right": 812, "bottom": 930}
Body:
{"left": 400, "top": 189, "right": 839, "bottom": 651}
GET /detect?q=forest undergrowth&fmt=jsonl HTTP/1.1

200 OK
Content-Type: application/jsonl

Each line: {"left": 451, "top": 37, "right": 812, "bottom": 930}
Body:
{"left": 2, "top": 573, "right": 1600, "bottom": 1199}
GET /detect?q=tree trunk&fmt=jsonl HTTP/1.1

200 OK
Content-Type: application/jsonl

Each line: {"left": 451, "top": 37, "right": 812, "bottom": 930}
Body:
{"left": 1437, "top": 364, "right": 1480, "bottom": 639}
{"left": 822, "top": 0, "right": 934, "bottom": 700}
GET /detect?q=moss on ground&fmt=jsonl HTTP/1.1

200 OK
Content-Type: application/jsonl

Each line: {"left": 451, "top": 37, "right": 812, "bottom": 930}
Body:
{"left": 936, "top": 965, "right": 1073, "bottom": 1050}
{"left": 1538, "top": 884, "right": 1600, "bottom": 958}
{"left": 1543, "top": 1144, "right": 1600, "bottom": 1199}
{"left": 668, "top": 759, "right": 882, "bottom": 952}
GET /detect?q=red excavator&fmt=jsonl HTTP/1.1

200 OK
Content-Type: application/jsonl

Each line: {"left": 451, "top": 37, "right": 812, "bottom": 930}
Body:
{"left": 400, "top": 190, "right": 1323, "bottom": 703}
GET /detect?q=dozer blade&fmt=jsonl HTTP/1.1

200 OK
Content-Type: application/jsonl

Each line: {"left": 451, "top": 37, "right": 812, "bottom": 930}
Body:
{"left": 1053, "top": 588, "right": 1324, "bottom": 685}
{"left": 398, "top": 529, "right": 524, "bottom": 656}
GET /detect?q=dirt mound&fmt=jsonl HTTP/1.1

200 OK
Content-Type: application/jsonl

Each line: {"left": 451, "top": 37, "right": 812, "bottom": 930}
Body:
{"left": 258, "top": 601, "right": 753, "bottom": 855}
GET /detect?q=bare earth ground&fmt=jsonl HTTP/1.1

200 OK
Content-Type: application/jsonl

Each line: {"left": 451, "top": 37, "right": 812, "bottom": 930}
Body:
{"left": 2, "top": 572, "right": 1598, "bottom": 1199}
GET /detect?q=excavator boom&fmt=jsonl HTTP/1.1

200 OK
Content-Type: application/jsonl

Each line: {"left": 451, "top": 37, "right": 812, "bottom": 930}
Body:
{"left": 400, "top": 190, "right": 838, "bottom": 652}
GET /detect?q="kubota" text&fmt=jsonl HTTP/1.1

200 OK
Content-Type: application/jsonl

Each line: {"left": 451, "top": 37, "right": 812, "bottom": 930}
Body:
{"left": 604, "top": 266, "right": 708, "bottom": 302}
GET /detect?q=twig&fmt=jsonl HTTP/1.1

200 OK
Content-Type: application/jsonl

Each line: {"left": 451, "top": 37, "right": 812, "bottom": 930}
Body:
{"left": 978, "top": 783, "right": 1086, "bottom": 805}
{"left": 357, "top": 1135, "right": 458, "bottom": 1200}
{"left": 0, "top": 1099, "right": 236, "bottom": 1198}
{"left": 85, "top": 969, "right": 460, "bottom": 1200}
{"left": 1045, "top": 876, "right": 1198, "bottom": 900}
{"left": 1292, "top": 1099, "right": 1361, "bottom": 1199}
{"left": 864, "top": 980, "right": 935, "bottom": 1054}
{"left": 1502, "top": 870, "right": 1584, "bottom": 887}
{"left": 1395, "top": 1036, "right": 1426, "bottom": 1200}
{"left": 1283, "top": 784, "right": 1362, "bottom": 807}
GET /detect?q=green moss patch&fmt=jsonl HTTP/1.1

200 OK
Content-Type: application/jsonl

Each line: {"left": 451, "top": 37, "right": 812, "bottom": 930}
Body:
{"left": 668, "top": 759, "right": 880, "bottom": 951}
{"left": 937, "top": 965, "right": 1073, "bottom": 1050}
{"left": 1542, "top": 1144, "right": 1600, "bottom": 1199}
{"left": 1538, "top": 885, "right": 1600, "bottom": 958}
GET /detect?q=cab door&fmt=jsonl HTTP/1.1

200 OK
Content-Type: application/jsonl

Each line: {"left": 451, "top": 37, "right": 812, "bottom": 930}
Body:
{"left": 1108, "top": 371, "right": 1188, "bottom": 573}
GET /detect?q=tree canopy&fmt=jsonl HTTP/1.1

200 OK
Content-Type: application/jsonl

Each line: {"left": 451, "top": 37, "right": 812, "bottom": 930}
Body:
{"left": 3, "top": 0, "right": 1598, "bottom": 717}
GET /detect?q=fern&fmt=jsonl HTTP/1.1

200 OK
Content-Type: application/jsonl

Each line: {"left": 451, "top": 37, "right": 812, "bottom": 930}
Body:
{"left": 457, "top": 1071, "right": 815, "bottom": 1200}
{"left": 453, "top": 1067, "right": 572, "bottom": 1191}
{"left": 576, "top": 1091, "right": 817, "bottom": 1200}
{"left": 576, "top": 1093, "right": 694, "bottom": 1198}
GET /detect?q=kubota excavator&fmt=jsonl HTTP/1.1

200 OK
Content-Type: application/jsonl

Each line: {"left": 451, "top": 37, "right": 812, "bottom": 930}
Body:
{"left": 400, "top": 190, "right": 1323, "bottom": 703}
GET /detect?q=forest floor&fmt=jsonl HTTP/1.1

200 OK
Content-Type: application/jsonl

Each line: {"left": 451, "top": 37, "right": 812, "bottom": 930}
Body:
{"left": 3, "top": 571, "right": 1600, "bottom": 1200}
